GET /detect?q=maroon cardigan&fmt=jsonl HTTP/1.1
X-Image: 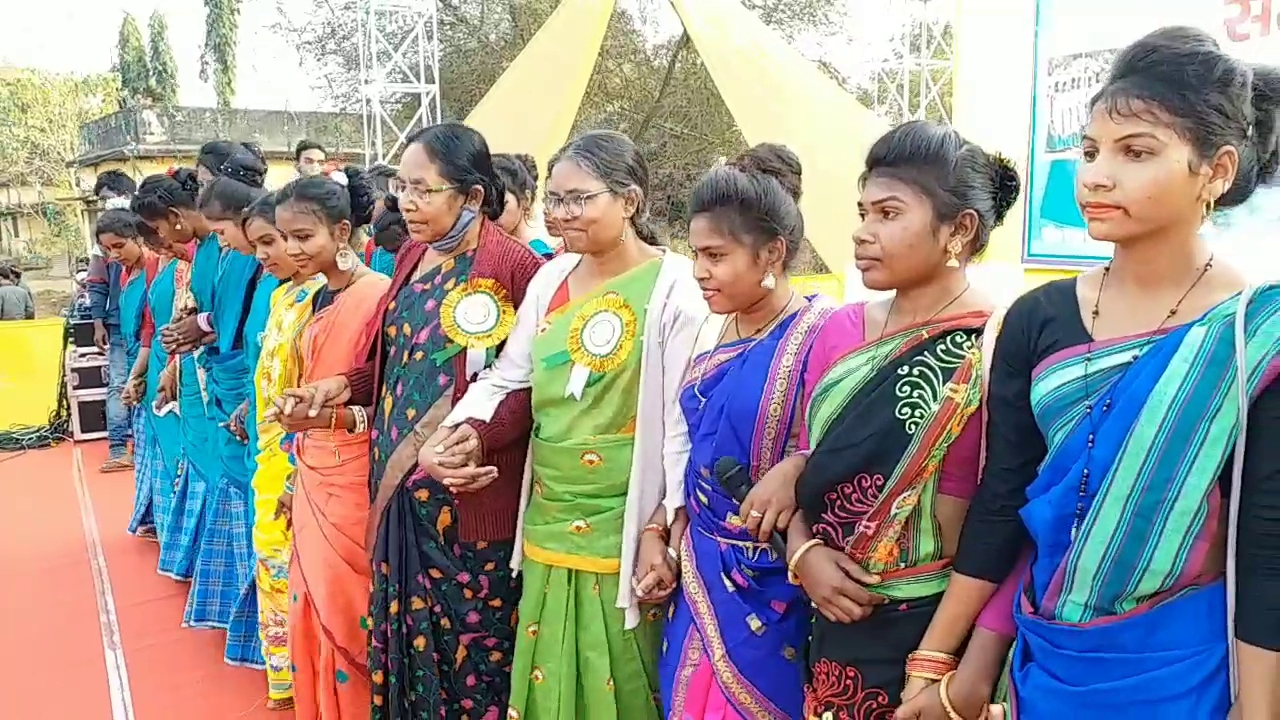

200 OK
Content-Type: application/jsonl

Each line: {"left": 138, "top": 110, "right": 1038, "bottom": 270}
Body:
{"left": 345, "top": 218, "right": 544, "bottom": 542}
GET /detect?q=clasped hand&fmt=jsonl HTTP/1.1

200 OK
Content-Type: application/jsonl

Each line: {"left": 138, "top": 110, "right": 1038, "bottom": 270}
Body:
{"left": 793, "top": 545, "right": 887, "bottom": 624}
{"left": 416, "top": 424, "right": 496, "bottom": 493}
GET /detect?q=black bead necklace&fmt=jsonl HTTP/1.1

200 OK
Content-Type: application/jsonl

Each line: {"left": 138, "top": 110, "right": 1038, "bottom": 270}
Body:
{"left": 1075, "top": 254, "right": 1215, "bottom": 537}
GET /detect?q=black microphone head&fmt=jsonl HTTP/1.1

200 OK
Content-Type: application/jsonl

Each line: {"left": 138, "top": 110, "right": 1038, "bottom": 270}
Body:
{"left": 713, "top": 456, "right": 740, "bottom": 482}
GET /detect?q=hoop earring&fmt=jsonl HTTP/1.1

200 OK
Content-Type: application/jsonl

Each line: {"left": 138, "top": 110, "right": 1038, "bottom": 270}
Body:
{"left": 336, "top": 246, "right": 357, "bottom": 272}
{"left": 945, "top": 239, "right": 962, "bottom": 268}
{"left": 760, "top": 270, "right": 777, "bottom": 290}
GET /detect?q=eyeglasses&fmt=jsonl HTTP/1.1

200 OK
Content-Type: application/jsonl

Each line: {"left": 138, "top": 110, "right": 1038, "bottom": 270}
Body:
{"left": 543, "top": 189, "right": 611, "bottom": 219}
{"left": 399, "top": 183, "right": 458, "bottom": 203}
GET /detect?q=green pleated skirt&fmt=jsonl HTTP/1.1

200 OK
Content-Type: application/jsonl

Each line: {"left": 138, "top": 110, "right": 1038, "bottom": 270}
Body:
{"left": 507, "top": 558, "right": 664, "bottom": 720}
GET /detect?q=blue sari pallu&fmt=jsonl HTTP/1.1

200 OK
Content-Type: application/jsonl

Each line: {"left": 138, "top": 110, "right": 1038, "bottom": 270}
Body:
{"left": 146, "top": 260, "right": 181, "bottom": 559}
{"left": 159, "top": 236, "right": 222, "bottom": 580}
{"left": 661, "top": 301, "right": 831, "bottom": 720}
{"left": 119, "top": 263, "right": 155, "bottom": 535}
{"left": 184, "top": 250, "right": 262, "bottom": 651}
{"left": 1011, "top": 286, "right": 1280, "bottom": 718}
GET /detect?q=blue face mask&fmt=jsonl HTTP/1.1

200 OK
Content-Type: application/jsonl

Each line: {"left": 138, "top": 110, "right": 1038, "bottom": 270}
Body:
{"left": 430, "top": 206, "right": 478, "bottom": 254}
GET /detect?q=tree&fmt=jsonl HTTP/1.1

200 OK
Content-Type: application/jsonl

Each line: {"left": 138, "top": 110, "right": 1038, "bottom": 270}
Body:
{"left": 115, "top": 14, "right": 151, "bottom": 108}
{"left": 200, "top": 0, "right": 241, "bottom": 108}
{"left": 148, "top": 11, "right": 180, "bottom": 106}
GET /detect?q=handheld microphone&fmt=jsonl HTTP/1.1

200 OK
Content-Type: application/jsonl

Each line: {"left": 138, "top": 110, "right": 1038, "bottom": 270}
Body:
{"left": 712, "top": 456, "right": 790, "bottom": 561}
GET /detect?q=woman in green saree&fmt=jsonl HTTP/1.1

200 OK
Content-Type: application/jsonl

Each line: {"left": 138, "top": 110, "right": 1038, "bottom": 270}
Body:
{"left": 432, "top": 130, "right": 708, "bottom": 719}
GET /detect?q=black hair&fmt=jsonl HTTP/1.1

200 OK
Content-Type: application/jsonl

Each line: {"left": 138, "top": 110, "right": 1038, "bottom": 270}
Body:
{"left": 93, "top": 170, "right": 137, "bottom": 199}
{"left": 0, "top": 266, "right": 11, "bottom": 282}
{"left": 94, "top": 209, "right": 148, "bottom": 243}
{"left": 198, "top": 141, "right": 267, "bottom": 188}
{"left": 550, "top": 130, "right": 661, "bottom": 246}
{"left": 131, "top": 168, "right": 203, "bottom": 222}
{"left": 861, "top": 121, "right": 1020, "bottom": 255}
{"left": 1091, "top": 26, "right": 1279, "bottom": 209}
{"left": 405, "top": 123, "right": 506, "bottom": 221}
{"left": 240, "top": 192, "right": 278, "bottom": 230}
{"left": 371, "top": 194, "right": 409, "bottom": 250}
{"left": 366, "top": 163, "right": 398, "bottom": 195}
{"left": 493, "top": 153, "right": 538, "bottom": 204}
{"left": 198, "top": 175, "right": 269, "bottom": 220}
{"left": 275, "top": 165, "right": 378, "bottom": 231}
{"left": 690, "top": 143, "right": 804, "bottom": 267}
{"left": 294, "top": 139, "right": 327, "bottom": 161}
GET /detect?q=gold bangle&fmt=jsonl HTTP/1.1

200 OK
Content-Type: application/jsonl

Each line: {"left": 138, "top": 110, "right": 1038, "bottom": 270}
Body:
{"left": 786, "top": 538, "right": 825, "bottom": 585}
{"left": 938, "top": 670, "right": 965, "bottom": 720}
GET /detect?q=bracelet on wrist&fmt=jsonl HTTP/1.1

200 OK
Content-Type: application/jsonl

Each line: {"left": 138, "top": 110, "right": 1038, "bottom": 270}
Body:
{"left": 938, "top": 670, "right": 965, "bottom": 720}
{"left": 786, "top": 538, "right": 825, "bottom": 585}
{"left": 904, "top": 650, "right": 959, "bottom": 682}
{"left": 642, "top": 522, "right": 669, "bottom": 543}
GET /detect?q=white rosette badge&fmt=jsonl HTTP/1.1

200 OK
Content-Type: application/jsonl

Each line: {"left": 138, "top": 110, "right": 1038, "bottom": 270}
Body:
{"left": 439, "top": 278, "right": 516, "bottom": 377}
{"left": 564, "top": 292, "right": 638, "bottom": 400}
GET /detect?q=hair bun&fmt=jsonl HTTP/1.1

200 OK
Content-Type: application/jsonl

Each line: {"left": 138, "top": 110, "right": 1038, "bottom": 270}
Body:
{"left": 220, "top": 151, "right": 267, "bottom": 189}
{"left": 513, "top": 153, "right": 539, "bottom": 181}
{"left": 988, "top": 153, "right": 1022, "bottom": 226}
{"left": 729, "top": 143, "right": 803, "bottom": 202}
{"left": 1250, "top": 65, "right": 1280, "bottom": 185}
{"left": 172, "top": 167, "right": 201, "bottom": 196}
{"left": 340, "top": 165, "right": 377, "bottom": 227}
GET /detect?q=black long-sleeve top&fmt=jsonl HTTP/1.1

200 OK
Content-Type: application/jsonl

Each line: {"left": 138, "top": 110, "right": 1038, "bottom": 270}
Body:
{"left": 953, "top": 278, "right": 1280, "bottom": 650}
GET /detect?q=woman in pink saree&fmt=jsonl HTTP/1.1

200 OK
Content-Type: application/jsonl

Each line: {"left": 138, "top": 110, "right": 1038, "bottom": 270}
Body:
{"left": 269, "top": 169, "right": 390, "bottom": 719}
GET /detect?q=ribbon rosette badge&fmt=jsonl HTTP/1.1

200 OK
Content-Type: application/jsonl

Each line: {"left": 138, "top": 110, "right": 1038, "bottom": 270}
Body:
{"left": 439, "top": 278, "right": 516, "bottom": 377}
{"left": 564, "top": 292, "right": 638, "bottom": 400}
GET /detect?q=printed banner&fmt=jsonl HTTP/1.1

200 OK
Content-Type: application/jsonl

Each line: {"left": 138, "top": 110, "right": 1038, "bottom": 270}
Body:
{"left": 1024, "top": 0, "right": 1277, "bottom": 268}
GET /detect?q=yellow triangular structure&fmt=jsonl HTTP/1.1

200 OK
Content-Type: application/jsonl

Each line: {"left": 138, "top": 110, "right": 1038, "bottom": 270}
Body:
{"left": 669, "top": 0, "right": 887, "bottom": 273}
{"left": 465, "top": 0, "right": 616, "bottom": 184}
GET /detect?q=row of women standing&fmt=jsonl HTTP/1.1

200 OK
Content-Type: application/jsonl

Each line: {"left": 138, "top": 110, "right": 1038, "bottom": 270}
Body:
{"left": 113, "top": 25, "right": 1280, "bottom": 720}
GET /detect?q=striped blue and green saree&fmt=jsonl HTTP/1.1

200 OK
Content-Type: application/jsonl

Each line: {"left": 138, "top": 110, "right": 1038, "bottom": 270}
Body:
{"left": 1011, "top": 284, "right": 1280, "bottom": 717}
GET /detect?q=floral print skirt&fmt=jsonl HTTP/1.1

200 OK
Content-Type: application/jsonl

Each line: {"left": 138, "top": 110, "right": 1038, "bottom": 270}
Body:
{"left": 803, "top": 593, "right": 942, "bottom": 720}
{"left": 368, "top": 478, "right": 521, "bottom": 720}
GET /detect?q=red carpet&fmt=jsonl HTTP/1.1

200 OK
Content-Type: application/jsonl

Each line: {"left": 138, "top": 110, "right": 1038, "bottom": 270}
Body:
{"left": 0, "top": 442, "right": 281, "bottom": 719}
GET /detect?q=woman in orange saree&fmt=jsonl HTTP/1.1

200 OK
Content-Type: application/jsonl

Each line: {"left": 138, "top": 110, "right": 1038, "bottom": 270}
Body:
{"left": 269, "top": 169, "right": 390, "bottom": 720}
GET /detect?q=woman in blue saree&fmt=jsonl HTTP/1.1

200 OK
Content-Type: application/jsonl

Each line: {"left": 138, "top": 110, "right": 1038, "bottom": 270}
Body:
{"left": 661, "top": 145, "right": 831, "bottom": 719}
{"left": 94, "top": 210, "right": 161, "bottom": 538}
{"left": 184, "top": 169, "right": 271, "bottom": 668}
{"left": 895, "top": 28, "right": 1280, "bottom": 720}
{"left": 133, "top": 169, "right": 221, "bottom": 582}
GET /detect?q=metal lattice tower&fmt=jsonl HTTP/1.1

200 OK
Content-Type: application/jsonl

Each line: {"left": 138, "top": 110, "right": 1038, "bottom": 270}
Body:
{"left": 858, "top": 0, "right": 956, "bottom": 126}
{"left": 358, "top": 0, "right": 442, "bottom": 166}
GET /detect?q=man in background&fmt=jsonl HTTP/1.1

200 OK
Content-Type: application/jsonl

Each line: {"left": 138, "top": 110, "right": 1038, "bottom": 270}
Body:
{"left": 295, "top": 140, "right": 327, "bottom": 177}
{"left": 86, "top": 169, "right": 137, "bottom": 472}
{"left": 0, "top": 266, "right": 35, "bottom": 320}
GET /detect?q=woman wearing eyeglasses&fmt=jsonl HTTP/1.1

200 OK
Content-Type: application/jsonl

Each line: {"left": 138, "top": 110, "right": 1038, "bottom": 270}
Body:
{"left": 275, "top": 122, "right": 544, "bottom": 719}
{"left": 439, "top": 129, "right": 707, "bottom": 719}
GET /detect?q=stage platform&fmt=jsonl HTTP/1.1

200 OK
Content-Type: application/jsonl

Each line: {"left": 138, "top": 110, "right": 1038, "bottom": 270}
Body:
{"left": 0, "top": 442, "right": 279, "bottom": 720}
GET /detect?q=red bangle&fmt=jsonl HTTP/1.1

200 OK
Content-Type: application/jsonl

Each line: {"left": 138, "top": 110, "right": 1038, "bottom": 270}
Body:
{"left": 904, "top": 650, "right": 959, "bottom": 682}
{"left": 642, "top": 523, "right": 669, "bottom": 543}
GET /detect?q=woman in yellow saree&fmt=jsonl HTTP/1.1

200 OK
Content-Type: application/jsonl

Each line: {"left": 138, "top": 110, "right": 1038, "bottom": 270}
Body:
{"left": 243, "top": 194, "right": 323, "bottom": 710}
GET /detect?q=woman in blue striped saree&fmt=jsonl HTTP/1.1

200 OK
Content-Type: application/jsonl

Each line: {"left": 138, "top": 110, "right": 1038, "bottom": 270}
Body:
{"left": 660, "top": 145, "right": 831, "bottom": 719}
{"left": 894, "top": 28, "right": 1280, "bottom": 720}
{"left": 133, "top": 169, "right": 221, "bottom": 582}
{"left": 143, "top": 236, "right": 188, "bottom": 560}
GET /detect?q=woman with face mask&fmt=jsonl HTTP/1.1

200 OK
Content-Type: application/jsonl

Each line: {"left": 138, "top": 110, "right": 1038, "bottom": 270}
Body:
{"left": 657, "top": 144, "right": 835, "bottom": 719}
{"left": 783, "top": 121, "right": 1019, "bottom": 720}
{"left": 435, "top": 129, "right": 708, "bottom": 719}
{"left": 895, "top": 27, "right": 1280, "bottom": 720}
{"left": 95, "top": 210, "right": 163, "bottom": 540}
{"left": 264, "top": 168, "right": 390, "bottom": 720}
{"left": 273, "top": 122, "right": 544, "bottom": 719}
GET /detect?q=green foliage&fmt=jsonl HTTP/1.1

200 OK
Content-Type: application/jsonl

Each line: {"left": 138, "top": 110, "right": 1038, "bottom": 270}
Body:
{"left": 200, "top": 0, "right": 241, "bottom": 109}
{"left": 148, "top": 12, "right": 181, "bottom": 106}
{"left": 0, "top": 70, "right": 119, "bottom": 188}
{"left": 37, "top": 202, "right": 84, "bottom": 254}
{"left": 115, "top": 14, "right": 151, "bottom": 108}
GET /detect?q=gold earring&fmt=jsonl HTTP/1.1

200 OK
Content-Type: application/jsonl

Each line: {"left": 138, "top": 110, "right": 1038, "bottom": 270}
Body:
{"left": 760, "top": 270, "right": 777, "bottom": 290}
{"left": 945, "top": 239, "right": 962, "bottom": 268}
{"left": 1202, "top": 197, "right": 1216, "bottom": 222}
{"left": 175, "top": 222, "right": 183, "bottom": 231}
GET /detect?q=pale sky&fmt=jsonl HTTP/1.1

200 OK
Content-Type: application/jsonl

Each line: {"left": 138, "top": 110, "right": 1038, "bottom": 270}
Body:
{"left": 1, "top": 0, "right": 932, "bottom": 112}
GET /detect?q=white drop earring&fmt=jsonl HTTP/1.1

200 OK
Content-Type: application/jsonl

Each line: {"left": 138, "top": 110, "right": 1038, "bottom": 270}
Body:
{"left": 760, "top": 270, "right": 777, "bottom": 290}
{"left": 336, "top": 246, "right": 357, "bottom": 272}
